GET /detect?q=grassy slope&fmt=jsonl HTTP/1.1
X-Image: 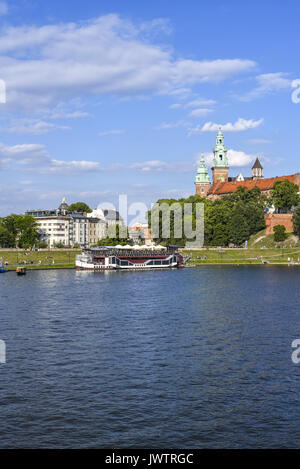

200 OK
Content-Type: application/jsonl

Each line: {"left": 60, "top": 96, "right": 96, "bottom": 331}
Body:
{"left": 0, "top": 249, "right": 81, "bottom": 270}
{"left": 183, "top": 230, "right": 300, "bottom": 264}
{"left": 248, "top": 229, "right": 299, "bottom": 249}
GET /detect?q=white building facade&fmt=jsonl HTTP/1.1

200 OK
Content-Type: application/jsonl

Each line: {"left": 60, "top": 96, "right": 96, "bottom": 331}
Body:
{"left": 27, "top": 199, "right": 124, "bottom": 248}
{"left": 37, "top": 216, "right": 71, "bottom": 247}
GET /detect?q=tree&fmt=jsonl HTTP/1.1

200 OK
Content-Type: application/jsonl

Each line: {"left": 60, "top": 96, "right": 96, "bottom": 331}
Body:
{"left": 211, "top": 223, "right": 229, "bottom": 246}
{"left": 229, "top": 206, "right": 250, "bottom": 246}
{"left": 244, "top": 202, "right": 266, "bottom": 236}
{"left": 273, "top": 225, "right": 287, "bottom": 242}
{"left": 292, "top": 206, "right": 300, "bottom": 236}
{"left": 53, "top": 241, "right": 66, "bottom": 248}
{"left": 0, "top": 225, "right": 15, "bottom": 248}
{"left": 67, "top": 202, "right": 92, "bottom": 213}
{"left": 0, "top": 214, "right": 40, "bottom": 248}
{"left": 17, "top": 215, "right": 41, "bottom": 248}
{"left": 148, "top": 188, "right": 266, "bottom": 248}
{"left": 271, "top": 180, "right": 300, "bottom": 213}
{"left": 98, "top": 224, "right": 131, "bottom": 246}
{"left": 36, "top": 241, "right": 48, "bottom": 249}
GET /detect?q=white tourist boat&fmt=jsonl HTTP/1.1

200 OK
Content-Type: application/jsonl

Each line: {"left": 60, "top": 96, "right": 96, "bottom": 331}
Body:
{"left": 76, "top": 245, "right": 183, "bottom": 270}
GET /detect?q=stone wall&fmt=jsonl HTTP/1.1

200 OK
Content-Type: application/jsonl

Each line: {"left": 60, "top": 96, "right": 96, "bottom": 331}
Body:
{"left": 265, "top": 213, "right": 294, "bottom": 235}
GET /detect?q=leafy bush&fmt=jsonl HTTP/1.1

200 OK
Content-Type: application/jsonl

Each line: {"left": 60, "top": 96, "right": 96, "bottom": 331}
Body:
{"left": 273, "top": 224, "right": 287, "bottom": 242}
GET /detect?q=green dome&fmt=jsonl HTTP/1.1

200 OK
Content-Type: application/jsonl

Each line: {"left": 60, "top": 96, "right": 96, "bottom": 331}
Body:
{"left": 195, "top": 153, "right": 210, "bottom": 183}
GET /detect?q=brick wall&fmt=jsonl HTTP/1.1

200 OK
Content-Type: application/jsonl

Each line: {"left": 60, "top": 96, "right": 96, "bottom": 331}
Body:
{"left": 265, "top": 213, "right": 294, "bottom": 235}
{"left": 195, "top": 183, "right": 210, "bottom": 197}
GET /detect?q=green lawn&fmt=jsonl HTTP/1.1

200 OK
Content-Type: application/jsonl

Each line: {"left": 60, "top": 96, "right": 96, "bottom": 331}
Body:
{"left": 248, "top": 229, "right": 299, "bottom": 249}
{"left": 182, "top": 229, "right": 300, "bottom": 265}
{"left": 182, "top": 247, "right": 300, "bottom": 264}
{"left": 0, "top": 249, "right": 81, "bottom": 270}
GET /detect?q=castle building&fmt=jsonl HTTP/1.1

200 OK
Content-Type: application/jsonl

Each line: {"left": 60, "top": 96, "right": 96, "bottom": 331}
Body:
{"left": 195, "top": 128, "right": 300, "bottom": 201}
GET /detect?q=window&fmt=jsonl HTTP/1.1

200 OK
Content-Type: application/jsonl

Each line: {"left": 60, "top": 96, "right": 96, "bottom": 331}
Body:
{"left": 201, "top": 188, "right": 204, "bottom": 193}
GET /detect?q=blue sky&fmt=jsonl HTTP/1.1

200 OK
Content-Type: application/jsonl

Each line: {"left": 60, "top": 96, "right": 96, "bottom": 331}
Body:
{"left": 0, "top": 0, "right": 300, "bottom": 217}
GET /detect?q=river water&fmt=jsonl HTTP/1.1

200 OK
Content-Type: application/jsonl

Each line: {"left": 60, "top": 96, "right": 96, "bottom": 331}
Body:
{"left": 0, "top": 266, "right": 300, "bottom": 448}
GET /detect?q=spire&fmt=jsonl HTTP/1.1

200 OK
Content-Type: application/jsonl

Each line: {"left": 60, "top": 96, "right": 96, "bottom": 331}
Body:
{"left": 195, "top": 152, "right": 210, "bottom": 184}
{"left": 212, "top": 128, "right": 228, "bottom": 168}
{"left": 252, "top": 157, "right": 263, "bottom": 170}
{"left": 58, "top": 197, "right": 68, "bottom": 212}
{"left": 252, "top": 157, "right": 263, "bottom": 179}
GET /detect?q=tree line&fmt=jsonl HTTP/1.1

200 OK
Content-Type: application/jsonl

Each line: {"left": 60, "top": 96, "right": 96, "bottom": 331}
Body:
{"left": 1, "top": 183, "right": 300, "bottom": 248}
{"left": 148, "top": 181, "right": 300, "bottom": 247}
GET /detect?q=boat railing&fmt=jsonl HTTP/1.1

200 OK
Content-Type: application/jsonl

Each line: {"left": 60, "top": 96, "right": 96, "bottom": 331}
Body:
{"left": 86, "top": 249, "right": 177, "bottom": 257}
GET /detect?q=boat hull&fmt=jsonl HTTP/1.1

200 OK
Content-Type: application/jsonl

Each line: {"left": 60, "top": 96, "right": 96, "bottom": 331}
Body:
{"left": 76, "top": 260, "right": 179, "bottom": 270}
{"left": 76, "top": 247, "right": 183, "bottom": 271}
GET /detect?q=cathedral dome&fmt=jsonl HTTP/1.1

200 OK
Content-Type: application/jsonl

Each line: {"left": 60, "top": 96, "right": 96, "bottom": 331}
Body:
{"left": 195, "top": 153, "right": 210, "bottom": 183}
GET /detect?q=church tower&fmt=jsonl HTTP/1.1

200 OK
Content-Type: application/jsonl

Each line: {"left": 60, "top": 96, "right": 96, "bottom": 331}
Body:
{"left": 211, "top": 127, "right": 229, "bottom": 184}
{"left": 195, "top": 153, "right": 210, "bottom": 197}
{"left": 252, "top": 157, "right": 263, "bottom": 179}
{"left": 58, "top": 197, "right": 68, "bottom": 215}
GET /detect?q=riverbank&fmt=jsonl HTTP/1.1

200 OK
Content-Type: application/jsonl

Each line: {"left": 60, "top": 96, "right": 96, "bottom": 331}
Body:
{"left": 0, "top": 249, "right": 80, "bottom": 270}
{"left": 182, "top": 247, "right": 300, "bottom": 265}
{"left": 2, "top": 248, "right": 300, "bottom": 270}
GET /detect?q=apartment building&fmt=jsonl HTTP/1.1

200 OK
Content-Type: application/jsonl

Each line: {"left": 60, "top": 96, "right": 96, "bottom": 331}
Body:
{"left": 26, "top": 198, "right": 122, "bottom": 248}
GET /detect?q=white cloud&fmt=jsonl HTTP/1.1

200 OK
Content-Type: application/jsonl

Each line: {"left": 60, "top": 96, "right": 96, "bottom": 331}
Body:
{"left": 189, "top": 108, "right": 213, "bottom": 118}
{"left": 99, "top": 129, "right": 125, "bottom": 137}
{"left": 130, "top": 160, "right": 192, "bottom": 173}
{"left": 227, "top": 149, "right": 256, "bottom": 166}
{"left": 50, "top": 110, "right": 90, "bottom": 119}
{"left": 131, "top": 160, "right": 167, "bottom": 172}
{"left": 0, "top": 14, "right": 256, "bottom": 110}
{"left": 0, "top": 142, "right": 49, "bottom": 161}
{"left": 169, "top": 97, "right": 216, "bottom": 116}
{"left": 185, "top": 98, "right": 216, "bottom": 107}
{"left": 155, "top": 120, "right": 188, "bottom": 130}
{"left": 241, "top": 73, "right": 292, "bottom": 101}
{"left": 169, "top": 97, "right": 216, "bottom": 108}
{"left": 248, "top": 138, "right": 272, "bottom": 144}
{"left": 139, "top": 18, "right": 173, "bottom": 37}
{"left": 20, "top": 180, "right": 33, "bottom": 185}
{"left": 0, "top": 118, "right": 71, "bottom": 134}
{"left": 0, "top": 141, "right": 101, "bottom": 173}
{"left": 173, "top": 59, "right": 255, "bottom": 85}
{"left": 48, "top": 159, "right": 101, "bottom": 173}
{"left": 189, "top": 117, "right": 264, "bottom": 135}
{"left": 0, "top": 140, "right": 189, "bottom": 175}
{"left": 200, "top": 149, "right": 257, "bottom": 168}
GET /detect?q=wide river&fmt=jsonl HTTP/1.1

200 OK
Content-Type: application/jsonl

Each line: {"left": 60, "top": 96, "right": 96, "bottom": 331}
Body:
{"left": 0, "top": 266, "right": 300, "bottom": 448}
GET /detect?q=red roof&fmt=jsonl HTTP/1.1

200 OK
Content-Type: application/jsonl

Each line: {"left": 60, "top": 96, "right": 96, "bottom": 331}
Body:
{"left": 208, "top": 173, "right": 300, "bottom": 196}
